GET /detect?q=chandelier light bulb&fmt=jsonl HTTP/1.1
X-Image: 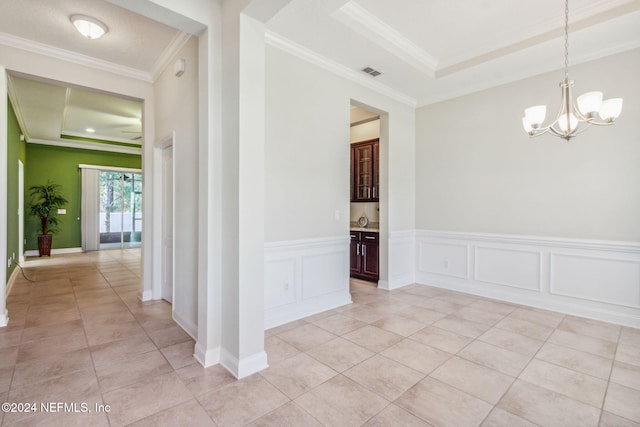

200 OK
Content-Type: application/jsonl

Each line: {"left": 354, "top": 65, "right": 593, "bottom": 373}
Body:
{"left": 524, "top": 105, "right": 547, "bottom": 127}
{"left": 599, "top": 98, "right": 623, "bottom": 122}
{"left": 577, "top": 91, "right": 603, "bottom": 118}
{"left": 558, "top": 113, "right": 579, "bottom": 132}
{"left": 522, "top": 117, "right": 533, "bottom": 133}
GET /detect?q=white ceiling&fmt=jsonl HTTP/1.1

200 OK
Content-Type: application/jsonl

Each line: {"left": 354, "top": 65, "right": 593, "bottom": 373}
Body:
{"left": 8, "top": 74, "right": 142, "bottom": 144}
{"left": 0, "top": 0, "right": 181, "bottom": 73}
{"left": 266, "top": 0, "right": 640, "bottom": 106}
{"left": 2, "top": 0, "right": 639, "bottom": 146}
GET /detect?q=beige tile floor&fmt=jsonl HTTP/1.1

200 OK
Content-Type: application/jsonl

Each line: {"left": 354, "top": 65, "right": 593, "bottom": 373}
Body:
{"left": 1, "top": 251, "right": 639, "bottom": 426}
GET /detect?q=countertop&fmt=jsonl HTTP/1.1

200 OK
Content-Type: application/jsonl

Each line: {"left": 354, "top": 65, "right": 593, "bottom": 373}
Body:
{"left": 350, "top": 222, "right": 379, "bottom": 233}
{"left": 350, "top": 227, "right": 379, "bottom": 232}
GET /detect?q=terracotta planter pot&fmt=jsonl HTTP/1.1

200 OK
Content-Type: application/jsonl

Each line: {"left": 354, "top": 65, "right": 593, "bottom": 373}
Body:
{"left": 38, "top": 234, "right": 52, "bottom": 257}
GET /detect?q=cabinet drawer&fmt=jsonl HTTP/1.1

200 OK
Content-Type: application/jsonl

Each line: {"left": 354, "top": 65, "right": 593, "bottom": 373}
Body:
{"left": 361, "top": 232, "right": 378, "bottom": 242}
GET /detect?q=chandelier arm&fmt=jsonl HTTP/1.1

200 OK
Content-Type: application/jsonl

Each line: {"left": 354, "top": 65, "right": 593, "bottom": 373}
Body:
{"left": 547, "top": 126, "right": 566, "bottom": 138}
{"left": 527, "top": 126, "right": 553, "bottom": 138}
{"left": 588, "top": 120, "right": 615, "bottom": 127}
{"left": 571, "top": 105, "right": 591, "bottom": 122}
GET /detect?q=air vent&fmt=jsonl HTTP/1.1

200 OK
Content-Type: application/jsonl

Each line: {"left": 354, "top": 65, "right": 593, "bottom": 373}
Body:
{"left": 361, "top": 67, "right": 382, "bottom": 77}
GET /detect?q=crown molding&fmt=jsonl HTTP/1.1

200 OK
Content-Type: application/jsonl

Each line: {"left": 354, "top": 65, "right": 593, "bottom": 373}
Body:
{"left": 436, "top": 0, "right": 640, "bottom": 77}
{"left": 417, "top": 41, "right": 640, "bottom": 107}
{"left": 5, "top": 74, "right": 30, "bottom": 141}
{"left": 61, "top": 130, "right": 142, "bottom": 146}
{"left": 0, "top": 32, "right": 153, "bottom": 83}
{"left": 332, "top": 1, "right": 437, "bottom": 78}
{"left": 264, "top": 30, "right": 416, "bottom": 108}
{"left": 331, "top": 0, "right": 639, "bottom": 81}
{"left": 27, "top": 137, "right": 142, "bottom": 155}
{"left": 150, "top": 31, "right": 193, "bottom": 81}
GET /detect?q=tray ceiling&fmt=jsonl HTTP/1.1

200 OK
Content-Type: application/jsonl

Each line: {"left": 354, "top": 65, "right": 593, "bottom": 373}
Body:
{"left": 1, "top": 0, "right": 639, "bottom": 145}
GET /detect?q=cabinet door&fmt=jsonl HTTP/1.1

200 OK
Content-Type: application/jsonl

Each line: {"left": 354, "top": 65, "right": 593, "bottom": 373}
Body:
{"left": 361, "top": 232, "right": 379, "bottom": 278}
{"left": 350, "top": 232, "right": 361, "bottom": 275}
{"left": 353, "top": 144, "right": 372, "bottom": 201}
{"left": 351, "top": 139, "right": 379, "bottom": 202}
{"left": 372, "top": 141, "right": 379, "bottom": 201}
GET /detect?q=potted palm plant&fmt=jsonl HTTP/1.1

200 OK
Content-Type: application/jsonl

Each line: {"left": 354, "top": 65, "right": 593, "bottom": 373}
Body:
{"left": 29, "top": 182, "right": 68, "bottom": 256}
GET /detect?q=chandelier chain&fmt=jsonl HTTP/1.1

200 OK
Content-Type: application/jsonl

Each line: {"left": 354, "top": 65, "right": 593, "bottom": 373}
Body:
{"left": 564, "top": 0, "right": 569, "bottom": 80}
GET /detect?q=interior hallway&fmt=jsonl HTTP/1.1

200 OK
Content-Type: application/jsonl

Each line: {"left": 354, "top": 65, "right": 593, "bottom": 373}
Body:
{"left": 0, "top": 251, "right": 639, "bottom": 426}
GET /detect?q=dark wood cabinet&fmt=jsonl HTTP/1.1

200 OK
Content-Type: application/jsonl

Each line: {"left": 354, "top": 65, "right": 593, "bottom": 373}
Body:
{"left": 351, "top": 139, "right": 379, "bottom": 202}
{"left": 350, "top": 231, "right": 379, "bottom": 281}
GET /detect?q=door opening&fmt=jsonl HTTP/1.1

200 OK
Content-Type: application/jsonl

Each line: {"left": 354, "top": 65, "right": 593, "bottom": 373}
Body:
{"left": 99, "top": 171, "right": 143, "bottom": 249}
{"left": 349, "top": 104, "right": 381, "bottom": 285}
{"left": 161, "top": 145, "right": 174, "bottom": 303}
{"left": 18, "top": 160, "right": 24, "bottom": 263}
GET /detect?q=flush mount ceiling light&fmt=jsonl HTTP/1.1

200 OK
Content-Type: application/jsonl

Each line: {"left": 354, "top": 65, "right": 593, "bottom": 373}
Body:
{"left": 70, "top": 15, "right": 108, "bottom": 40}
{"left": 522, "top": 0, "right": 622, "bottom": 141}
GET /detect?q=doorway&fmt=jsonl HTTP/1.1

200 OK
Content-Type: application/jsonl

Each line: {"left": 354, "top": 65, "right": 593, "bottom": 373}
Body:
{"left": 349, "top": 104, "right": 381, "bottom": 285}
{"left": 99, "top": 171, "right": 143, "bottom": 249}
{"left": 161, "top": 145, "right": 174, "bottom": 303}
{"left": 18, "top": 160, "right": 24, "bottom": 263}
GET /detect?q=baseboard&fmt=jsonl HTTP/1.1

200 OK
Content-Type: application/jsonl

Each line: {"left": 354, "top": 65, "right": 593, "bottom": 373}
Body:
{"left": 220, "top": 348, "right": 269, "bottom": 379}
{"left": 24, "top": 247, "right": 82, "bottom": 257}
{"left": 194, "top": 342, "right": 220, "bottom": 368}
{"left": 415, "top": 230, "right": 640, "bottom": 328}
{"left": 5, "top": 266, "right": 20, "bottom": 297}
{"left": 139, "top": 290, "right": 154, "bottom": 301}
{"left": 173, "top": 310, "right": 197, "bottom": 339}
{"left": 0, "top": 309, "right": 8, "bottom": 327}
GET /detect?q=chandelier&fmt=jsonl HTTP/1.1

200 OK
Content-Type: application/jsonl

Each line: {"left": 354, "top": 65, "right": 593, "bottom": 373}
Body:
{"left": 522, "top": 0, "right": 623, "bottom": 140}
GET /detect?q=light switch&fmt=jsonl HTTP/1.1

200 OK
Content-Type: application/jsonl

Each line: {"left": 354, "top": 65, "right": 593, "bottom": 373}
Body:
{"left": 57, "top": 209, "right": 66, "bottom": 214}
{"left": 334, "top": 210, "right": 340, "bottom": 221}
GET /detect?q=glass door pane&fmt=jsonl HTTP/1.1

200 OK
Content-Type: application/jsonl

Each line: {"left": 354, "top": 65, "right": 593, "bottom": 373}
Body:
{"left": 99, "top": 171, "right": 142, "bottom": 249}
{"left": 131, "top": 173, "right": 142, "bottom": 245}
{"left": 99, "top": 171, "right": 124, "bottom": 249}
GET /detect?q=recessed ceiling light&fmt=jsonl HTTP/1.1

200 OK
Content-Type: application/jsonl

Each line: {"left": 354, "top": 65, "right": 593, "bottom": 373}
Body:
{"left": 70, "top": 15, "right": 108, "bottom": 40}
{"left": 85, "top": 128, "right": 96, "bottom": 133}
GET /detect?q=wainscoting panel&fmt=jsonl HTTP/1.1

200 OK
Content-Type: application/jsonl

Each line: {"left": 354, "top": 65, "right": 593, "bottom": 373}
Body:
{"left": 550, "top": 253, "right": 640, "bottom": 308}
{"left": 418, "top": 241, "right": 468, "bottom": 279}
{"left": 475, "top": 246, "right": 541, "bottom": 291}
{"left": 302, "top": 251, "right": 346, "bottom": 299}
{"left": 264, "top": 236, "right": 352, "bottom": 329}
{"left": 264, "top": 259, "right": 297, "bottom": 310}
{"left": 415, "top": 230, "right": 640, "bottom": 327}
{"left": 385, "top": 230, "right": 416, "bottom": 290}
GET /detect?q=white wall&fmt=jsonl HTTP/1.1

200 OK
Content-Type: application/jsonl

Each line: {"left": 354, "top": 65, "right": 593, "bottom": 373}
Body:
{"left": 414, "top": 48, "right": 640, "bottom": 327}
{"left": 264, "top": 47, "right": 415, "bottom": 243}
{"left": 154, "top": 36, "right": 199, "bottom": 336}
{"left": 263, "top": 45, "right": 416, "bottom": 323}
{"left": 415, "top": 48, "right": 640, "bottom": 242}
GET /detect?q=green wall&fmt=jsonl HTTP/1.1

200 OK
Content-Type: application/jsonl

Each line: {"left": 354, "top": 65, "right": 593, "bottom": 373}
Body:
{"left": 7, "top": 99, "right": 26, "bottom": 281}
{"left": 25, "top": 144, "right": 141, "bottom": 251}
